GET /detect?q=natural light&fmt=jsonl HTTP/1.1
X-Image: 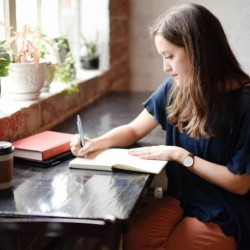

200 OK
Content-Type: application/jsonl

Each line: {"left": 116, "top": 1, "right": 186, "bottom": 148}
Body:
{"left": 0, "top": 0, "right": 109, "bottom": 115}
{"left": 1, "top": 0, "right": 109, "bottom": 69}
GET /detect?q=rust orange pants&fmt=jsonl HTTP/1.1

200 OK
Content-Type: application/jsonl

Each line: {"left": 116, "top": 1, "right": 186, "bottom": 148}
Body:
{"left": 123, "top": 196, "right": 236, "bottom": 250}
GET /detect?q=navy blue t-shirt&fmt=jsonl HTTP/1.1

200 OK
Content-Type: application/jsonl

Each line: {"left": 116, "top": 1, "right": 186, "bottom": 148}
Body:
{"left": 143, "top": 77, "right": 250, "bottom": 250}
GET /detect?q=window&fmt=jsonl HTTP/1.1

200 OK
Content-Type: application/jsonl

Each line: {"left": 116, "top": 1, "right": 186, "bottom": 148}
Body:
{"left": 15, "top": 0, "right": 80, "bottom": 67}
{"left": 0, "top": 1, "right": 4, "bottom": 22}
{"left": 0, "top": 0, "right": 5, "bottom": 39}
{"left": 1, "top": 0, "right": 109, "bottom": 69}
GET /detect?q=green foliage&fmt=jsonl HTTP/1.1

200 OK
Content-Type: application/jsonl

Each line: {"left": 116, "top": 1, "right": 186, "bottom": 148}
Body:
{"left": 53, "top": 50, "right": 78, "bottom": 94}
{"left": 36, "top": 33, "right": 57, "bottom": 64}
{"left": 80, "top": 34, "right": 98, "bottom": 58}
{"left": 0, "top": 23, "right": 78, "bottom": 94}
{"left": 0, "top": 42, "right": 11, "bottom": 77}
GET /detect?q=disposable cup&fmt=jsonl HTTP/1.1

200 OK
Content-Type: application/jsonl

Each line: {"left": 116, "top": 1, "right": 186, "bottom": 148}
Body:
{"left": 0, "top": 141, "right": 14, "bottom": 190}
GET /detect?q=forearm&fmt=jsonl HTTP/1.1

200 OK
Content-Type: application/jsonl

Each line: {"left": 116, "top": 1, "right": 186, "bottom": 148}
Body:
{"left": 92, "top": 109, "right": 157, "bottom": 151}
{"left": 171, "top": 148, "right": 250, "bottom": 195}
{"left": 131, "top": 145, "right": 250, "bottom": 196}
{"left": 92, "top": 124, "right": 142, "bottom": 150}
{"left": 188, "top": 156, "right": 250, "bottom": 195}
{"left": 73, "top": 109, "right": 157, "bottom": 157}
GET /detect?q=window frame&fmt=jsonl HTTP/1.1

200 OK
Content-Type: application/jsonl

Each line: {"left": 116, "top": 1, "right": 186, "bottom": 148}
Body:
{"left": 1, "top": 0, "right": 109, "bottom": 70}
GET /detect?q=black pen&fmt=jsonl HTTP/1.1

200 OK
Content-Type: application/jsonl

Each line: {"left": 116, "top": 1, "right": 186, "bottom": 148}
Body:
{"left": 77, "top": 115, "right": 85, "bottom": 146}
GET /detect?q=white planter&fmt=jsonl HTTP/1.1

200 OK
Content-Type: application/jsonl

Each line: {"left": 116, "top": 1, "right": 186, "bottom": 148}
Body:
{"left": 1, "top": 62, "right": 46, "bottom": 101}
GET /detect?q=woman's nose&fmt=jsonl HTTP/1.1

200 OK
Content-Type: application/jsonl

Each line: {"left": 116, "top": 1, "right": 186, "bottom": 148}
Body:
{"left": 163, "top": 63, "right": 171, "bottom": 73}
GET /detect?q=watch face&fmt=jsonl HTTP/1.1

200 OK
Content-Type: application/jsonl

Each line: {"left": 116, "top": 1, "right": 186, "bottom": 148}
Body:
{"left": 183, "top": 155, "right": 193, "bottom": 167}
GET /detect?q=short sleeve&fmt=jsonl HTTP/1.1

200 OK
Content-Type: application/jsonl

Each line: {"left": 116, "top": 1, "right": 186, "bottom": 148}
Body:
{"left": 143, "top": 77, "right": 173, "bottom": 130}
{"left": 227, "top": 93, "right": 250, "bottom": 174}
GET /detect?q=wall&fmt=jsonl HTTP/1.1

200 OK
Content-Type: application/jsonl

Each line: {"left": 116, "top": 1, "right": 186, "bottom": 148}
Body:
{"left": 109, "top": 0, "right": 131, "bottom": 91}
{"left": 129, "top": 0, "right": 250, "bottom": 91}
{"left": 0, "top": 0, "right": 130, "bottom": 141}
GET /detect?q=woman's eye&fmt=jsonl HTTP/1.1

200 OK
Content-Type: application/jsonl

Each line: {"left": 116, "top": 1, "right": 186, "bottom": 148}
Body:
{"left": 164, "top": 56, "right": 172, "bottom": 60}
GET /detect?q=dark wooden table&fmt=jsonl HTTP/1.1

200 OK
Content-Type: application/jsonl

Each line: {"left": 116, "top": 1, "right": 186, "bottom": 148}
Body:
{"left": 0, "top": 92, "right": 165, "bottom": 250}
{"left": 0, "top": 159, "right": 152, "bottom": 249}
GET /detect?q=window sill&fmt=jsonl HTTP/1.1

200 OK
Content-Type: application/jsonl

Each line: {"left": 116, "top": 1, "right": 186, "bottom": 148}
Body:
{"left": 0, "top": 68, "right": 114, "bottom": 141}
{"left": 0, "top": 69, "right": 102, "bottom": 118}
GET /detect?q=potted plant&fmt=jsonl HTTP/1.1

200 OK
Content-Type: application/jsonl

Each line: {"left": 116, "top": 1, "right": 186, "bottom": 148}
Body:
{"left": 0, "top": 24, "right": 47, "bottom": 101}
{"left": 80, "top": 34, "right": 99, "bottom": 70}
{"left": 0, "top": 24, "right": 78, "bottom": 99}
{"left": 35, "top": 35, "right": 78, "bottom": 94}
{"left": 49, "top": 37, "right": 78, "bottom": 94}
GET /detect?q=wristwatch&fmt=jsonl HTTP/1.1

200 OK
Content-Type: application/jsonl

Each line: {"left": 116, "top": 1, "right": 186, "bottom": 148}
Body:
{"left": 182, "top": 153, "right": 194, "bottom": 168}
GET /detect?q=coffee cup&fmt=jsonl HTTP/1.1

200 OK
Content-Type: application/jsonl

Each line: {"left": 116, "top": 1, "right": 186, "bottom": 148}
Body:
{"left": 0, "top": 141, "right": 14, "bottom": 190}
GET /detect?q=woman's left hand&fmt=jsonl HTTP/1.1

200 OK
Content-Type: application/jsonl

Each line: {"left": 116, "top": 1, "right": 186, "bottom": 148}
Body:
{"left": 128, "top": 145, "right": 186, "bottom": 162}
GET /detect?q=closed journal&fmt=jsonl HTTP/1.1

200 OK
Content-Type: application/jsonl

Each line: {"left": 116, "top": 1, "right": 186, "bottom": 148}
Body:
{"left": 12, "top": 131, "right": 73, "bottom": 161}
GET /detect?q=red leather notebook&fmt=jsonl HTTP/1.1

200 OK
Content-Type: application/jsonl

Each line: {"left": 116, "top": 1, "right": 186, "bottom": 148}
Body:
{"left": 12, "top": 131, "right": 73, "bottom": 161}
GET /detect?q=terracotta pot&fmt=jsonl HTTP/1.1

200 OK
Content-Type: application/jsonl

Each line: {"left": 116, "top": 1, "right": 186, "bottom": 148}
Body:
{"left": 1, "top": 62, "right": 46, "bottom": 101}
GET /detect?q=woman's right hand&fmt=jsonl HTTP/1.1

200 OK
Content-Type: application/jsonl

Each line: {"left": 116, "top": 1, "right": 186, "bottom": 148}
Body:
{"left": 70, "top": 134, "right": 96, "bottom": 157}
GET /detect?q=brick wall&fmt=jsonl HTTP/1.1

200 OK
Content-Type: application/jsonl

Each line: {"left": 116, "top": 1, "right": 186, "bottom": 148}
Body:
{"left": 0, "top": 0, "right": 131, "bottom": 141}
{"left": 109, "top": 0, "right": 130, "bottom": 91}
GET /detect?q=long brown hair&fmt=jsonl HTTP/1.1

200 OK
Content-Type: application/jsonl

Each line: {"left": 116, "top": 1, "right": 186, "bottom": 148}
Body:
{"left": 149, "top": 3, "right": 249, "bottom": 139}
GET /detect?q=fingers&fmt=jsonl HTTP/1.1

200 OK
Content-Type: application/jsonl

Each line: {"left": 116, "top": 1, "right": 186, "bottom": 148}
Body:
{"left": 70, "top": 134, "right": 80, "bottom": 146}
{"left": 129, "top": 145, "right": 169, "bottom": 160}
{"left": 129, "top": 146, "right": 155, "bottom": 159}
{"left": 70, "top": 134, "right": 80, "bottom": 156}
{"left": 70, "top": 134, "right": 88, "bottom": 157}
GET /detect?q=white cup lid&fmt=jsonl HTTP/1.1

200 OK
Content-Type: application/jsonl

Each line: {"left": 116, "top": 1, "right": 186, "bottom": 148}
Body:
{"left": 0, "top": 141, "right": 14, "bottom": 155}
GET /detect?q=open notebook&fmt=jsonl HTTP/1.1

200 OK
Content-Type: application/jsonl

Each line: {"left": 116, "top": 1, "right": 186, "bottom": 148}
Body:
{"left": 69, "top": 148, "right": 167, "bottom": 174}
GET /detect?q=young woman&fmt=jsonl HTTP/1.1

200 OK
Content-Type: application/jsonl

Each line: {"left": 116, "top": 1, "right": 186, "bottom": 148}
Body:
{"left": 71, "top": 3, "right": 250, "bottom": 249}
